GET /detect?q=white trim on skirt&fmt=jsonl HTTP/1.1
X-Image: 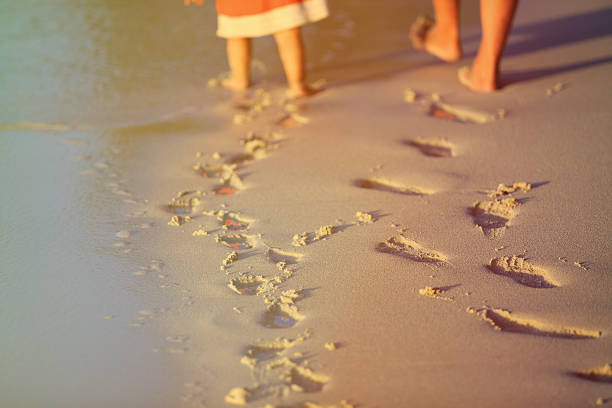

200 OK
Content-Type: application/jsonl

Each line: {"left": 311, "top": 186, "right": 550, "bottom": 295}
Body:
{"left": 217, "top": 0, "right": 329, "bottom": 38}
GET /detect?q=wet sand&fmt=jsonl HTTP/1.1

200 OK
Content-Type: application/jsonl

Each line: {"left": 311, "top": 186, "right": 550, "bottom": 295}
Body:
{"left": 1, "top": 1, "right": 611, "bottom": 407}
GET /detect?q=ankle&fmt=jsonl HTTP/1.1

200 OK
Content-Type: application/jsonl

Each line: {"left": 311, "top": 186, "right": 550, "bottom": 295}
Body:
{"left": 288, "top": 82, "right": 319, "bottom": 98}
{"left": 431, "top": 23, "right": 460, "bottom": 45}
{"left": 289, "top": 85, "right": 306, "bottom": 98}
{"left": 468, "top": 63, "right": 499, "bottom": 92}
{"left": 472, "top": 53, "right": 498, "bottom": 79}
{"left": 233, "top": 79, "right": 250, "bottom": 89}
{"left": 222, "top": 76, "right": 250, "bottom": 92}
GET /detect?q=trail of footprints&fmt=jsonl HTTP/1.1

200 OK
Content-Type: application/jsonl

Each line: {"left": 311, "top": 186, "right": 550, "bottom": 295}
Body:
{"left": 85, "top": 88, "right": 356, "bottom": 406}
{"left": 151, "top": 91, "right": 360, "bottom": 407}
{"left": 371, "top": 136, "right": 605, "bottom": 386}
{"left": 217, "top": 208, "right": 372, "bottom": 405}
{"left": 376, "top": 184, "right": 603, "bottom": 337}
{"left": 103, "top": 82, "right": 603, "bottom": 405}
{"left": 371, "top": 90, "right": 604, "bottom": 387}
{"left": 95, "top": 154, "right": 191, "bottom": 333}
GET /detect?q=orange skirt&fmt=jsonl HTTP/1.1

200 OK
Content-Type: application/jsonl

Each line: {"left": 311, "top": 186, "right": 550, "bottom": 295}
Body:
{"left": 216, "top": 0, "right": 329, "bottom": 38}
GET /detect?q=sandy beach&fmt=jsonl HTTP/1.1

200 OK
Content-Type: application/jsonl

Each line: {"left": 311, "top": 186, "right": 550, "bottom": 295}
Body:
{"left": 1, "top": 1, "right": 611, "bottom": 407}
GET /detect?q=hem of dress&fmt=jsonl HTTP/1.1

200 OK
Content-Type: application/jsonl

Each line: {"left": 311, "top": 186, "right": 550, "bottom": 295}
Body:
{"left": 216, "top": 0, "right": 329, "bottom": 38}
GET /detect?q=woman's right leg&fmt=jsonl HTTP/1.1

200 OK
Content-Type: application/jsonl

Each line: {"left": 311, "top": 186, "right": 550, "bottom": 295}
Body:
{"left": 223, "top": 37, "right": 251, "bottom": 91}
{"left": 462, "top": 0, "right": 518, "bottom": 92}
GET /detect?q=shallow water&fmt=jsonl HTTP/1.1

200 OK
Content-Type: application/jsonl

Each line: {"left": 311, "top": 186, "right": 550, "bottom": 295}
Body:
{"left": 0, "top": 2, "right": 225, "bottom": 406}
{"left": 0, "top": 0, "right": 226, "bottom": 125}
{"left": 0, "top": 131, "right": 184, "bottom": 408}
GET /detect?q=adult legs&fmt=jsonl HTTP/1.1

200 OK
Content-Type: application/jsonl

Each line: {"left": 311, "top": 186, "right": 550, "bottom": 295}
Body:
{"left": 464, "top": 0, "right": 519, "bottom": 92}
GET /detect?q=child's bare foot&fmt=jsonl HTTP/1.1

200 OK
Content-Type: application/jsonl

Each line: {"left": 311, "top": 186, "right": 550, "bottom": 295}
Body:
{"left": 287, "top": 83, "right": 323, "bottom": 99}
{"left": 457, "top": 66, "right": 498, "bottom": 93}
{"left": 221, "top": 77, "right": 250, "bottom": 92}
{"left": 410, "top": 16, "right": 462, "bottom": 63}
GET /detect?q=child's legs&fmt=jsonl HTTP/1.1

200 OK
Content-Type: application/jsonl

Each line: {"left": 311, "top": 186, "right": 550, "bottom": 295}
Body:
{"left": 273, "top": 27, "right": 307, "bottom": 93}
{"left": 225, "top": 37, "right": 251, "bottom": 89}
{"left": 469, "top": 0, "right": 518, "bottom": 90}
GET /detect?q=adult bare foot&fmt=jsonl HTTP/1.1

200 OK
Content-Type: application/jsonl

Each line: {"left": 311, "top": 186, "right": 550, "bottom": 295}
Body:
{"left": 410, "top": 16, "right": 462, "bottom": 63}
{"left": 287, "top": 83, "right": 324, "bottom": 99}
{"left": 457, "top": 66, "right": 498, "bottom": 93}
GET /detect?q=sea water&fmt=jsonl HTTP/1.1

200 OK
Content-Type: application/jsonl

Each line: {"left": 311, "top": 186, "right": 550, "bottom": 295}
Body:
{"left": 0, "top": 2, "right": 225, "bottom": 407}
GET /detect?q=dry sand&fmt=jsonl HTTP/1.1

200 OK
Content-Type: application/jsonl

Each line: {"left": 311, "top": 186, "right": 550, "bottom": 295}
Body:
{"left": 2, "top": 0, "right": 611, "bottom": 407}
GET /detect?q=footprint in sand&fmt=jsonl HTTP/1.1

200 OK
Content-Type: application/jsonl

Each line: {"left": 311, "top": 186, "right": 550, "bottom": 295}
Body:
{"left": 214, "top": 172, "right": 245, "bottom": 197}
{"left": 166, "top": 335, "right": 189, "bottom": 344}
{"left": 260, "top": 356, "right": 329, "bottom": 393}
{"left": 221, "top": 212, "right": 253, "bottom": 231}
{"left": 241, "top": 335, "right": 308, "bottom": 368}
{"left": 355, "top": 211, "right": 377, "bottom": 224}
{"left": 573, "top": 363, "right": 612, "bottom": 383}
{"left": 377, "top": 235, "right": 448, "bottom": 264}
{"left": 113, "top": 189, "right": 132, "bottom": 197}
{"left": 470, "top": 307, "right": 602, "bottom": 339}
{"left": 267, "top": 248, "right": 304, "bottom": 265}
{"left": 225, "top": 363, "right": 331, "bottom": 405}
{"left": 193, "top": 162, "right": 244, "bottom": 196}
{"left": 228, "top": 275, "right": 267, "bottom": 295}
{"left": 222, "top": 251, "right": 239, "bottom": 267}
{"left": 132, "top": 260, "right": 164, "bottom": 276}
{"left": 276, "top": 112, "right": 310, "bottom": 129}
{"left": 355, "top": 178, "right": 432, "bottom": 196}
{"left": 406, "top": 138, "right": 455, "bottom": 158}
{"left": 427, "top": 102, "right": 496, "bottom": 124}
{"left": 471, "top": 182, "right": 533, "bottom": 238}
{"left": 486, "top": 182, "right": 532, "bottom": 198}
{"left": 285, "top": 366, "right": 329, "bottom": 393}
{"left": 193, "top": 163, "right": 227, "bottom": 179}
{"left": 243, "top": 345, "right": 283, "bottom": 367}
{"left": 168, "top": 215, "right": 192, "bottom": 226}
{"left": 228, "top": 131, "right": 280, "bottom": 165}
{"left": 292, "top": 225, "right": 338, "bottom": 247}
{"left": 216, "top": 233, "right": 257, "bottom": 250}
{"left": 263, "top": 300, "right": 305, "bottom": 329}
{"left": 470, "top": 198, "right": 520, "bottom": 239}
{"left": 203, "top": 209, "right": 254, "bottom": 231}
{"left": 115, "top": 230, "right": 131, "bottom": 239}
{"left": 225, "top": 387, "right": 253, "bottom": 406}
{"left": 487, "top": 256, "right": 558, "bottom": 288}
{"left": 229, "top": 89, "right": 272, "bottom": 122}
{"left": 418, "top": 285, "right": 457, "bottom": 301}
{"left": 167, "top": 196, "right": 201, "bottom": 215}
